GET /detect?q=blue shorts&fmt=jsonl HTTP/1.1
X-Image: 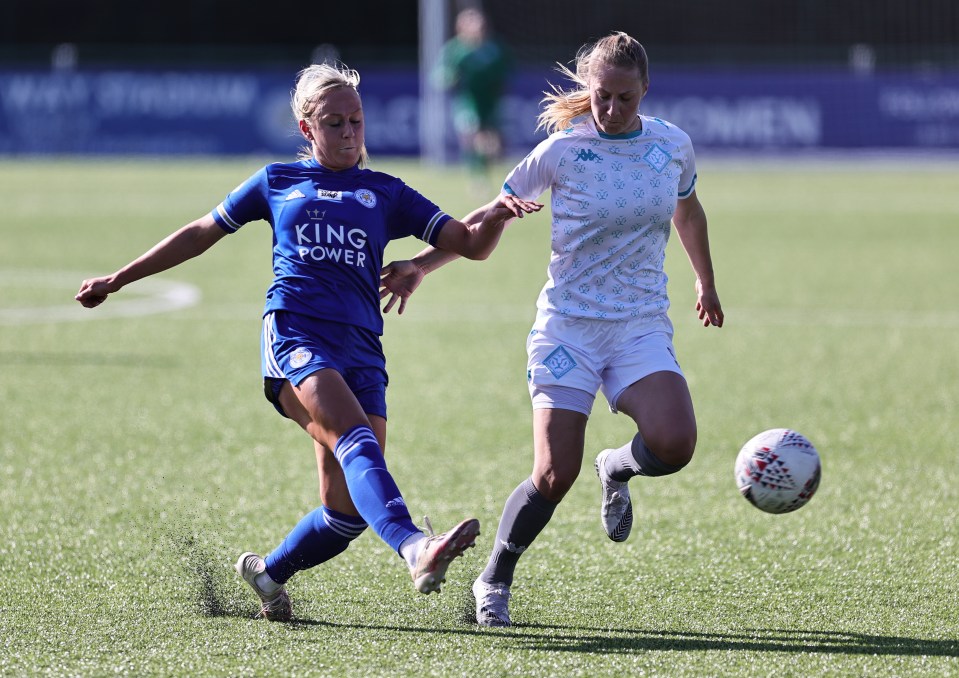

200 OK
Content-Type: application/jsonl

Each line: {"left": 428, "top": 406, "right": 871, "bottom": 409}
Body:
{"left": 261, "top": 311, "right": 388, "bottom": 419}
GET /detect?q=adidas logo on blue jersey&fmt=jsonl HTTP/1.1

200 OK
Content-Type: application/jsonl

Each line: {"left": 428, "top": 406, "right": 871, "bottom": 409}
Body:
{"left": 285, "top": 189, "right": 306, "bottom": 201}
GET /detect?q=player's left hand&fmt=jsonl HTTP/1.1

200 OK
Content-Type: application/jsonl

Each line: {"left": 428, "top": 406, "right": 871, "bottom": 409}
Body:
{"left": 495, "top": 193, "right": 543, "bottom": 220}
{"left": 695, "top": 280, "right": 724, "bottom": 327}
{"left": 380, "top": 260, "right": 425, "bottom": 314}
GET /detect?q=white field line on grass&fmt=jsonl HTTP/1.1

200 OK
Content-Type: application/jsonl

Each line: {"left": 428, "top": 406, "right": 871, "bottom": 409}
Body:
{"left": 2, "top": 270, "right": 957, "bottom": 329}
{"left": 0, "top": 269, "right": 200, "bottom": 325}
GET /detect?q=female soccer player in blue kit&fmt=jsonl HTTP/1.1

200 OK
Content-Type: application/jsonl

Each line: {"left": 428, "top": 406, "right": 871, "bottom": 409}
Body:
{"left": 75, "top": 62, "right": 541, "bottom": 622}
{"left": 381, "top": 32, "right": 724, "bottom": 627}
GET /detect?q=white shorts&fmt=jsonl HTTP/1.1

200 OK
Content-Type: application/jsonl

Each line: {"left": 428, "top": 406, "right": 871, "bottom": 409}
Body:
{"left": 526, "top": 310, "right": 684, "bottom": 415}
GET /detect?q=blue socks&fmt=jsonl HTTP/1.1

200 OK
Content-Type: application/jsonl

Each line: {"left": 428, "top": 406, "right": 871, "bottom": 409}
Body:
{"left": 330, "top": 425, "right": 420, "bottom": 553}
{"left": 266, "top": 428, "right": 689, "bottom": 588}
{"left": 265, "top": 425, "right": 423, "bottom": 583}
{"left": 265, "top": 506, "right": 367, "bottom": 584}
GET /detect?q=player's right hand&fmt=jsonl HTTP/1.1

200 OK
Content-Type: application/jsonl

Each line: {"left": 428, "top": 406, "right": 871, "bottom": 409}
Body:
{"left": 75, "top": 276, "right": 118, "bottom": 308}
{"left": 380, "top": 260, "right": 425, "bottom": 315}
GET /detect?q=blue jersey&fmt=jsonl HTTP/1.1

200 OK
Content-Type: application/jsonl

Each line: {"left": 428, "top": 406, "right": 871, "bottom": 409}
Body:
{"left": 211, "top": 158, "right": 451, "bottom": 334}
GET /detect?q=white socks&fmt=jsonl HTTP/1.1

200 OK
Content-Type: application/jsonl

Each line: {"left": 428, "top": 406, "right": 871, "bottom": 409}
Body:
{"left": 254, "top": 571, "right": 282, "bottom": 594}
{"left": 399, "top": 532, "right": 426, "bottom": 569}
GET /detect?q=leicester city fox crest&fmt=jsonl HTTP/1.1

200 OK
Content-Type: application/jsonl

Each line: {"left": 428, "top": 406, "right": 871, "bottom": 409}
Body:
{"left": 289, "top": 347, "right": 312, "bottom": 369}
{"left": 353, "top": 188, "right": 377, "bottom": 208}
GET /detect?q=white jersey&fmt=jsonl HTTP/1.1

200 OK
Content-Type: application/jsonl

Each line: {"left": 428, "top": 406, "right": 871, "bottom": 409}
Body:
{"left": 504, "top": 114, "right": 697, "bottom": 324}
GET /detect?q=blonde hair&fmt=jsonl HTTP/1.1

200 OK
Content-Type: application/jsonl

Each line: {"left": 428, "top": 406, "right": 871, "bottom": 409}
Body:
{"left": 291, "top": 62, "right": 370, "bottom": 166}
{"left": 537, "top": 31, "right": 650, "bottom": 135}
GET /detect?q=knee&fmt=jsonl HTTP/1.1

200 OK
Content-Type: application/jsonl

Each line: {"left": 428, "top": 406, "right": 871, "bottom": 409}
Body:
{"left": 534, "top": 463, "right": 580, "bottom": 502}
{"left": 645, "top": 429, "right": 696, "bottom": 470}
{"left": 633, "top": 427, "right": 696, "bottom": 475}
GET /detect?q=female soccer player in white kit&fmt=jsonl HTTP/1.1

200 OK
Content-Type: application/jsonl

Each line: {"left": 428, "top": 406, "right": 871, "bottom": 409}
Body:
{"left": 380, "top": 31, "right": 724, "bottom": 626}
{"left": 76, "top": 62, "right": 540, "bottom": 622}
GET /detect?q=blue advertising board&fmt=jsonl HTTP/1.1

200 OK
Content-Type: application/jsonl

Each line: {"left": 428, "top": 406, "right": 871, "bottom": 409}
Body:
{"left": 645, "top": 69, "right": 959, "bottom": 149}
{"left": 1, "top": 66, "right": 958, "bottom": 156}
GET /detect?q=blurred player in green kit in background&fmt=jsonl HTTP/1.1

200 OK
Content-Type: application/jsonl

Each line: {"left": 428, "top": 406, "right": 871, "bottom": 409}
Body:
{"left": 434, "top": 7, "right": 513, "bottom": 192}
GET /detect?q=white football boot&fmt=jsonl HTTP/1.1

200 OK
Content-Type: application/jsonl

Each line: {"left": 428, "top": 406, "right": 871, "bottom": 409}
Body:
{"left": 595, "top": 448, "right": 633, "bottom": 542}
{"left": 408, "top": 517, "right": 480, "bottom": 594}
{"left": 473, "top": 578, "right": 512, "bottom": 627}
{"left": 235, "top": 552, "right": 292, "bottom": 622}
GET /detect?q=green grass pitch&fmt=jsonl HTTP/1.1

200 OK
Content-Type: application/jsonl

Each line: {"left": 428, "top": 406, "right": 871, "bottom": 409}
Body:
{"left": 0, "top": 156, "right": 957, "bottom": 676}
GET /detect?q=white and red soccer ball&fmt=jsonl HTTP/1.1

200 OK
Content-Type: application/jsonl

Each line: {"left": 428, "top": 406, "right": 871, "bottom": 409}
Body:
{"left": 734, "top": 428, "right": 821, "bottom": 514}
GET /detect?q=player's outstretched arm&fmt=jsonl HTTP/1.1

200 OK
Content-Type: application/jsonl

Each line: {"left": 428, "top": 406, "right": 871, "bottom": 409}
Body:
{"left": 438, "top": 193, "right": 542, "bottom": 261}
{"left": 380, "top": 194, "right": 541, "bottom": 314}
{"left": 75, "top": 214, "right": 227, "bottom": 308}
{"left": 672, "top": 191, "right": 724, "bottom": 328}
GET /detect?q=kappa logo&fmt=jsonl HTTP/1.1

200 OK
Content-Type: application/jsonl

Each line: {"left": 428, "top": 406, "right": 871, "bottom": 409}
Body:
{"left": 500, "top": 539, "right": 527, "bottom": 554}
{"left": 285, "top": 189, "right": 306, "bottom": 201}
{"left": 574, "top": 149, "right": 602, "bottom": 162}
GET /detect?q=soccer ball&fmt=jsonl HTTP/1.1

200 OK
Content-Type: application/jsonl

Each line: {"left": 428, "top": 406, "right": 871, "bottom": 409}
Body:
{"left": 734, "top": 428, "right": 821, "bottom": 514}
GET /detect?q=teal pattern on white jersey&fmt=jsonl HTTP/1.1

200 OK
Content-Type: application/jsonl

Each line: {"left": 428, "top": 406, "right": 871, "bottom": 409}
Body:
{"left": 503, "top": 114, "right": 697, "bottom": 323}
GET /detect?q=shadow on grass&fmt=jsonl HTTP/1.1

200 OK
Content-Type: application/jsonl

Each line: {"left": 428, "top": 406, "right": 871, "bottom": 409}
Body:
{"left": 279, "top": 618, "right": 958, "bottom": 658}
{"left": 511, "top": 623, "right": 959, "bottom": 657}
{"left": 164, "top": 546, "right": 958, "bottom": 659}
